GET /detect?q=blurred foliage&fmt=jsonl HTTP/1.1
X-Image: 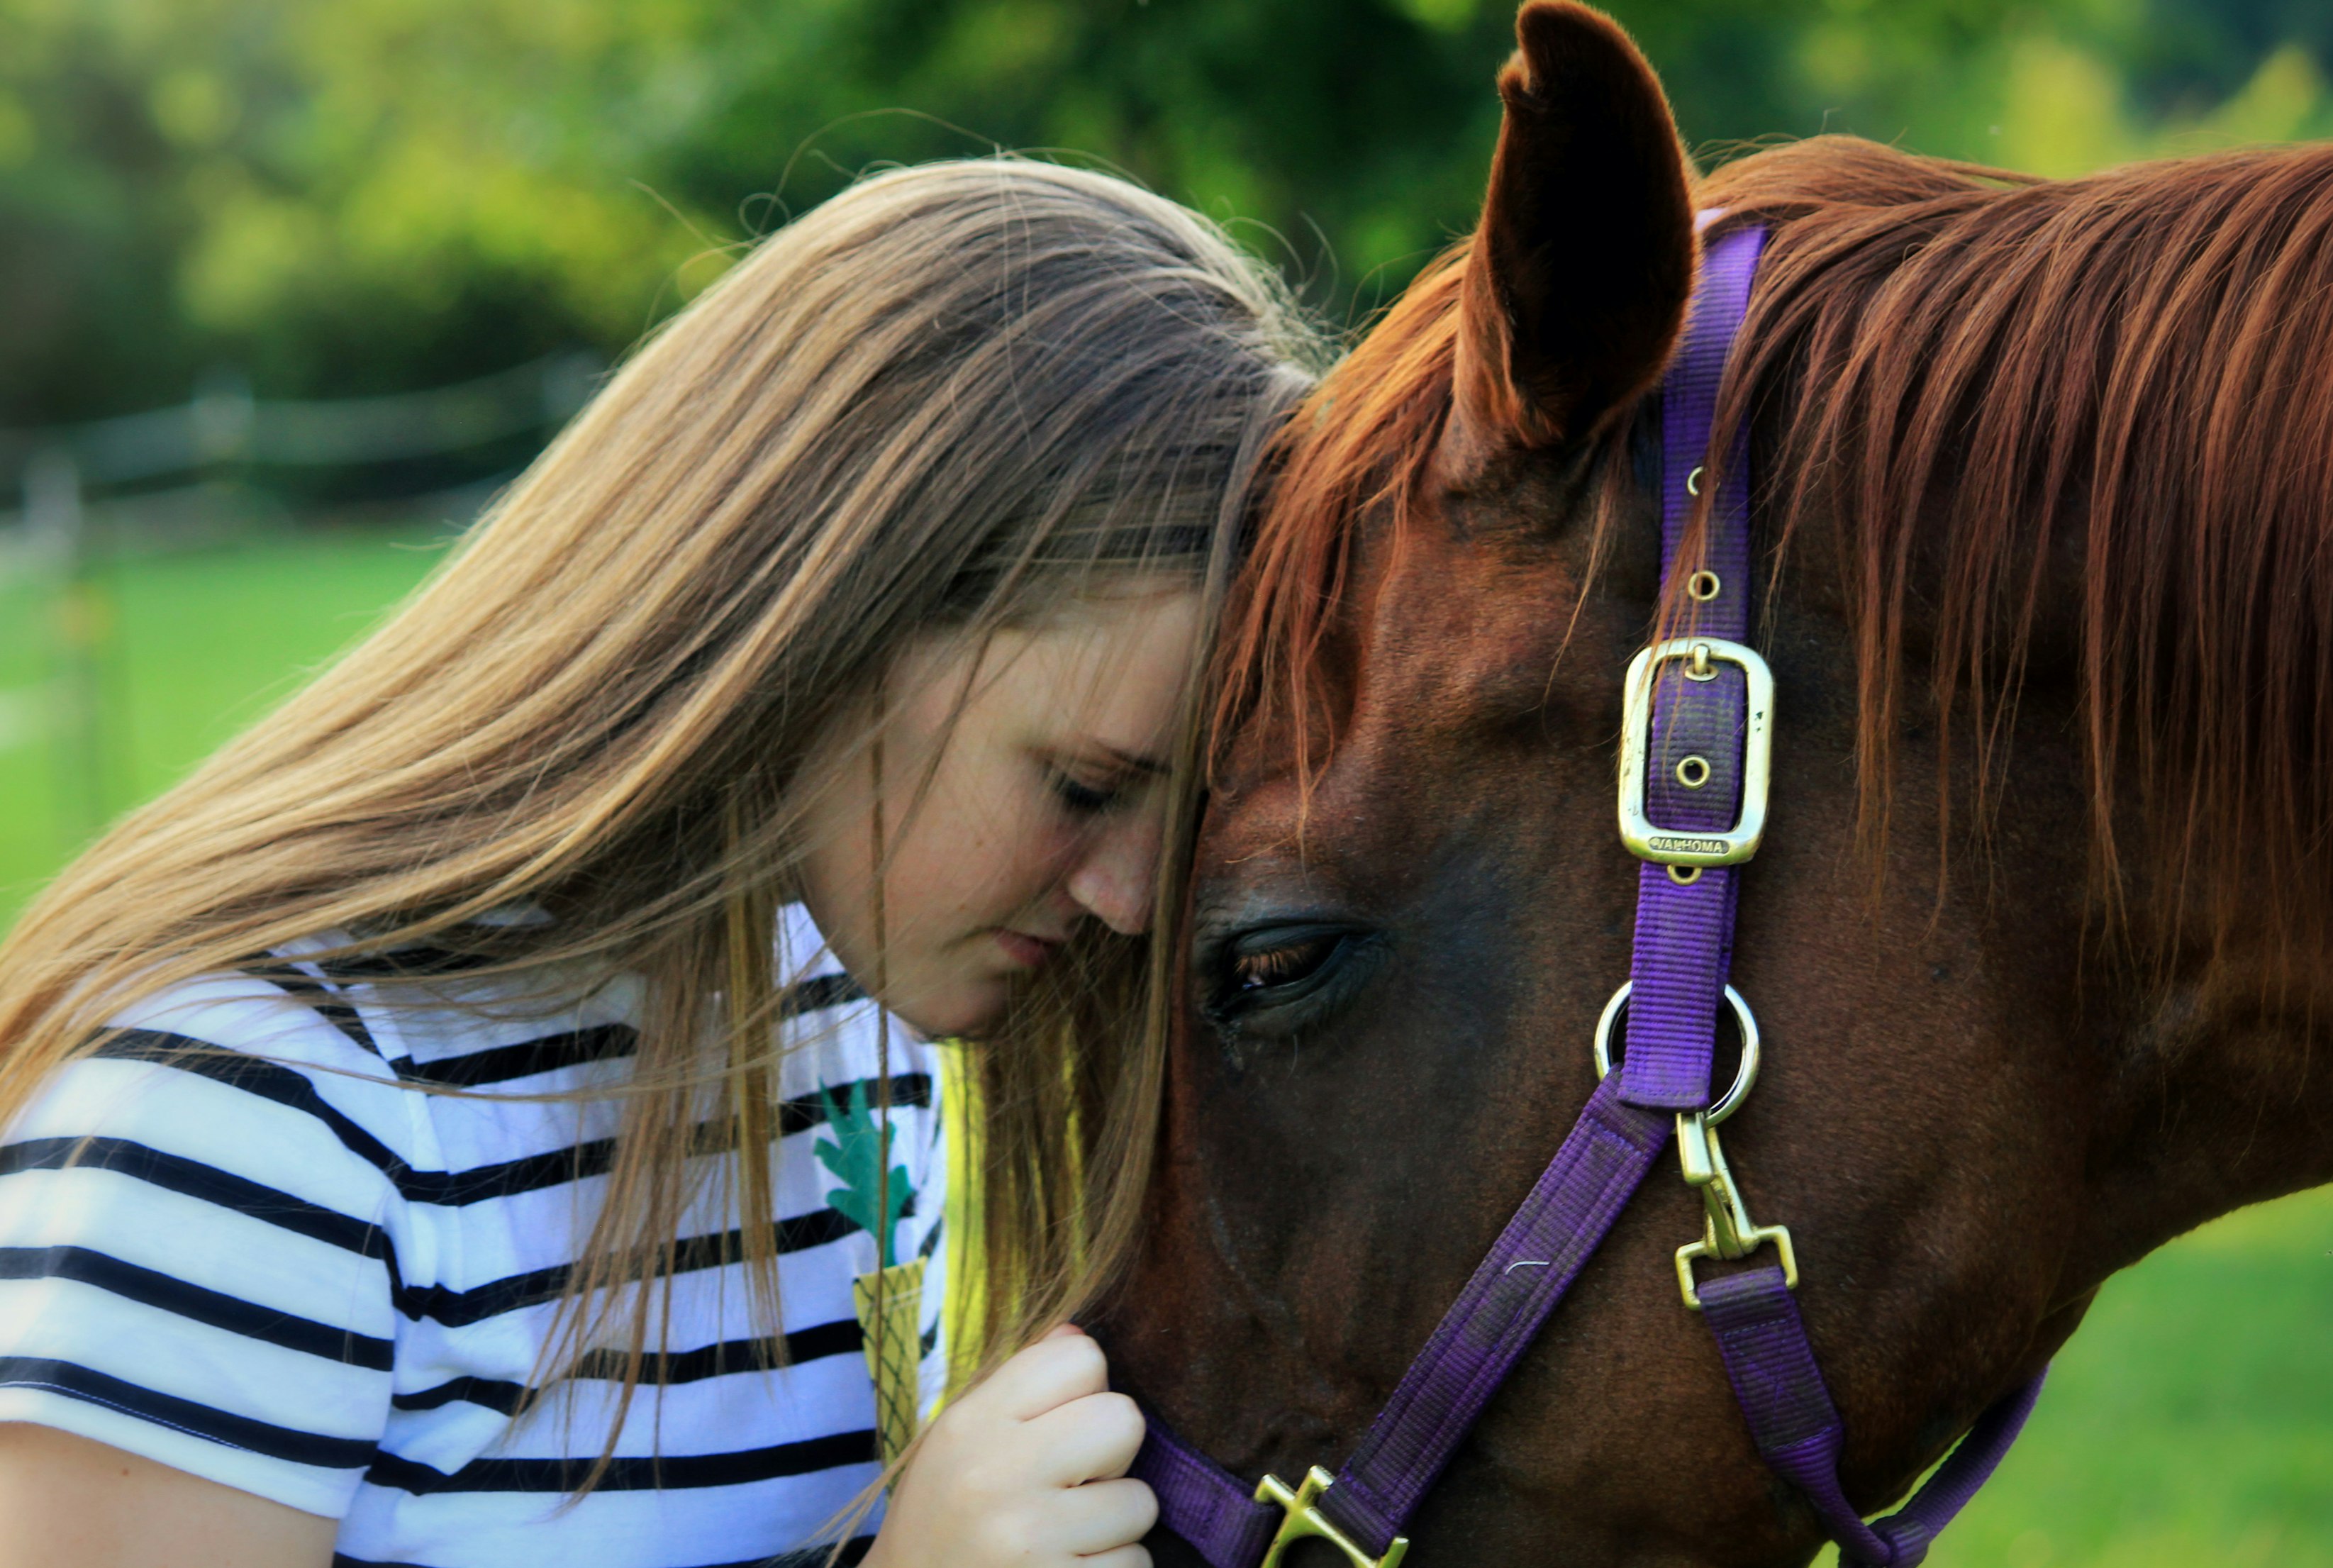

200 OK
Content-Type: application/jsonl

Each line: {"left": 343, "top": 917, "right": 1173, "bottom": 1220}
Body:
{"left": 5, "top": 0, "right": 2333, "bottom": 426}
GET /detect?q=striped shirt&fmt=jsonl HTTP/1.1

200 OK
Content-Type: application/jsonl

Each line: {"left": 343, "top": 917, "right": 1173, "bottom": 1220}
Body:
{"left": 0, "top": 904, "right": 947, "bottom": 1568}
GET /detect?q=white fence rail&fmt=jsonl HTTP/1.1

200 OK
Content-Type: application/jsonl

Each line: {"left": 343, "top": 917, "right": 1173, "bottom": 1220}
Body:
{"left": 0, "top": 353, "right": 600, "bottom": 494}
{"left": 0, "top": 355, "right": 601, "bottom": 829}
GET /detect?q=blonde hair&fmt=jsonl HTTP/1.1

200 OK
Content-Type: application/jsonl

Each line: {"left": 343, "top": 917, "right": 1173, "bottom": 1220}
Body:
{"left": 0, "top": 157, "right": 1324, "bottom": 1479}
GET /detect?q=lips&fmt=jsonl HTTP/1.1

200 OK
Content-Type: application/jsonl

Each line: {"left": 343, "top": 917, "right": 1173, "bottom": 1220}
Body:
{"left": 993, "top": 928, "right": 1065, "bottom": 969}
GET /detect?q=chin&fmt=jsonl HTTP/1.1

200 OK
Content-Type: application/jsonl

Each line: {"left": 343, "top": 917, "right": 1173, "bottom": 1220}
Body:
{"left": 890, "top": 977, "right": 1011, "bottom": 1042}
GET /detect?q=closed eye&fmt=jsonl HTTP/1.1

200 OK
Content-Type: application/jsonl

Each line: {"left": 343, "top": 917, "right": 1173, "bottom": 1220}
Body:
{"left": 1049, "top": 769, "right": 1123, "bottom": 815}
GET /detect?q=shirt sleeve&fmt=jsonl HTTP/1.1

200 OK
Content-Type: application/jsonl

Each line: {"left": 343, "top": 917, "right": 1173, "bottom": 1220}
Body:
{"left": 0, "top": 1008, "right": 405, "bottom": 1518}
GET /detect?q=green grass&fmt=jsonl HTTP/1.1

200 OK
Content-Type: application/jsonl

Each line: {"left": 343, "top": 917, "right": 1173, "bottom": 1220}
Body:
{"left": 3, "top": 528, "right": 2329, "bottom": 1562}
{"left": 0, "top": 523, "right": 451, "bottom": 918}
{"left": 1912, "top": 1184, "right": 2333, "bottom": 1568}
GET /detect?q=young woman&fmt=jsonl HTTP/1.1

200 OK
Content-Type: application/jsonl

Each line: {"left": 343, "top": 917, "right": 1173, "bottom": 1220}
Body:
{"left": 0, "top": 160, "right": 1324, "bottom": 1568}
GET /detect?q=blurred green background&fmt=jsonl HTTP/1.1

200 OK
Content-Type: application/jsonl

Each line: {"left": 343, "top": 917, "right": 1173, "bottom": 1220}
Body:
{"left": 12, "top": 0, "right": 2333, "bottom": 419}
{"left": 3, "top": 0, "right": 2329, "bottom": 1561}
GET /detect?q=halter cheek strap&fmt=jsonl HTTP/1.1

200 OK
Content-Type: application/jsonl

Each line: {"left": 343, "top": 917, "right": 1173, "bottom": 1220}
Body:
{"left": 1127, "top": 223, "right": 2044, "bottom": 1568}
{"left": 1130, "top": 1079, "right": 1674, "bottom": 1567}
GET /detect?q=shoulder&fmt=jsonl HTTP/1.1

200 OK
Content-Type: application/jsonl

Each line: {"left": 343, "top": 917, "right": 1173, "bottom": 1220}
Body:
{"left": 0, "top": 960, "right": 408, "bottom": 1517}
{"left": 7, "top": 955, "right": 417, "bottom": 1196}
{"left": 9, "top": 930, "right": 638, "bottom": 1190}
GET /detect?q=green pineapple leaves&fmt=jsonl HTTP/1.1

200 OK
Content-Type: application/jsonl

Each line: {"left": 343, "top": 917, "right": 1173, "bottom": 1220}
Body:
{"left": 815, "top": 1080, "right": 915, "bottom": 1269}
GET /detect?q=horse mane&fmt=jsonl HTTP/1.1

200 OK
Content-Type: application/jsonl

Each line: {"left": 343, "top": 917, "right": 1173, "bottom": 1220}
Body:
{"left": 1222, "top": 133, "right": 2333, "bottom": 969}
{"left": 1212, "top": 248, "right": 1466, "bottom": 791}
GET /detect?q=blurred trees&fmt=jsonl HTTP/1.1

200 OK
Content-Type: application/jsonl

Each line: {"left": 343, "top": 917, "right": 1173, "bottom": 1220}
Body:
{"left": 5, "top": 0, "right": 2332, "bottom": 427}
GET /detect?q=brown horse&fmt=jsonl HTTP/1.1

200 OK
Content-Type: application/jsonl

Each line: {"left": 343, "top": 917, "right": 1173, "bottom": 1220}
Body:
{"left": 1099, "top": 4, "right": 2333, "bottom": 1564}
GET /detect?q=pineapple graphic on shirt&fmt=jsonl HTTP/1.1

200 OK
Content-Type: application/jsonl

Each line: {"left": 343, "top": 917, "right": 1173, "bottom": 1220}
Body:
{"left": 815, "top": 1080, "right": 923, "bottom": 1469}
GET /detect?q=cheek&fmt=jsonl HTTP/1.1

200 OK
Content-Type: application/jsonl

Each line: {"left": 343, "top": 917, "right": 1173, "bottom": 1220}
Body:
{"left": 886, "top": 780, "right": 1077, "bottom": 927}
{"left": 957, "top": 817, "right": 1081, "bottom": 906}
{"left": 793, "top": 798, "right": 872, "bottom": 946}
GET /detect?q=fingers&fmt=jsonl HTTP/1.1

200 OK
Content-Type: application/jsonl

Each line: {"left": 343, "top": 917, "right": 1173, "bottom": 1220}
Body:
{"left": 984, "top": 1326, "right": 1110, "bottom": 1422}
{"left": 1024, "top": 1391, "right": 1147, "bottom": 1486}
{"left": 876, "top": 1327, "right": 1154, "bottom": 1568}
{"left": 1049, "top": 1478, "right": 1158, "bottom": 1558}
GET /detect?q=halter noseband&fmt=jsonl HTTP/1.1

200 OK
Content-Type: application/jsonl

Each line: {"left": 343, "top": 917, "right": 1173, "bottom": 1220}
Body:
{"left": 1128, "top": 223, "right": 2046, "bottom": 1568}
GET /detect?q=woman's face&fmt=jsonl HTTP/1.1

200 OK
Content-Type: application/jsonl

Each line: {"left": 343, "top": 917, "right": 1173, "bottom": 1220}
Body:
{"left": 795, "top": 588, "right": 1203, "bottom": 1038}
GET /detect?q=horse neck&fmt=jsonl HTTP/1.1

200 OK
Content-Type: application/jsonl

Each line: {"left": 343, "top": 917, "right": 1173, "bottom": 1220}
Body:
{"left": 1751, "top": 382, "right": 2333, "bottom": 1286}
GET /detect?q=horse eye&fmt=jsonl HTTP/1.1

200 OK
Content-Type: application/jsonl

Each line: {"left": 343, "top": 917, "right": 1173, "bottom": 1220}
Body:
{"left": 1205, "top": 923, "right": 1381, "bottom": 1045}
{"left": 1230, "top": 935, "right": 1342, "bottom": 993}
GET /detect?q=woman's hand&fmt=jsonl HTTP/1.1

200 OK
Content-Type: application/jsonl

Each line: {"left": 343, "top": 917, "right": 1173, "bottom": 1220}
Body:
{"left": 867, "top": 1323, "right": 1156, "bottom": 1568}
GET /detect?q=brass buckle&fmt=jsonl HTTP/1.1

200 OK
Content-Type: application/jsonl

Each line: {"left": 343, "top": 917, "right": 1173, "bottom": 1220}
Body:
{"left": 1673, "top": 1116, "right": 1798, "bottom": 1310}
{"left": 1616, "top": 636, "right": 1774, "bottom": 867}
{"left": 1255, "top": 1467, "right": 1410, "bottom": 1568}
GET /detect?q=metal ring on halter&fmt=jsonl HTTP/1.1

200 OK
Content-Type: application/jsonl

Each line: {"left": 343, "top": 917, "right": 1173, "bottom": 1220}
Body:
{"left": 1592, "top": 981, "right": 1761, "bottom": 1123}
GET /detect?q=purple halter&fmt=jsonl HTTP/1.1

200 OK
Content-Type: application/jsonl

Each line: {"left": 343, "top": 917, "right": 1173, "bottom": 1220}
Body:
{"left": 1127, "top": 225, "right": 2047, "bottom": 1568}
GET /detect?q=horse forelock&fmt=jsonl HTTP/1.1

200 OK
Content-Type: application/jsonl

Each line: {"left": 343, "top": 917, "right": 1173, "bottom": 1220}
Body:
{"left": 1208, "top": 248, "right": 1467, "bottom": 805}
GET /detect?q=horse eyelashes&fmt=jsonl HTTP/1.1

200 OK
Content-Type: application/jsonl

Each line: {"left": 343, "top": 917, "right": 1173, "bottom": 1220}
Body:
{"left": 1233, "top": 937, "right": 1339, "bottom": 991}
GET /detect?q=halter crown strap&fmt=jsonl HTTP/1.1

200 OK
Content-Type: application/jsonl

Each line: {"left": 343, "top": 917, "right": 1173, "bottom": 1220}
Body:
{"left": 1127, "top": 221, "right": 2044, "bottom": 1568}
{"left": 1617, "top": 223, "right": 1761, "bottom": 1111}
{"left": 1285, "top": 226, "right": 1777, "bottom": 1559}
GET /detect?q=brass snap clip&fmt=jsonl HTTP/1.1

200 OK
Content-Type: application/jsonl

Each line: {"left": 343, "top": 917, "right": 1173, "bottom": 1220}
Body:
{"left": 1255, "top": 1467, "right": 1409, "bottom": 1568}
{"left": 1591, "top": 983, "right": 1798, "bottom": 1308}
{"left": 1673, "top": 1116, "right": 1798, "bottom": 1311}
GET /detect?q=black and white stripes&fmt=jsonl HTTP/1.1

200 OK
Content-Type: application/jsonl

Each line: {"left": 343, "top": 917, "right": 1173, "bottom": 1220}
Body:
{"left": 0, "top": 906, "right": 946, "bottom": 1568}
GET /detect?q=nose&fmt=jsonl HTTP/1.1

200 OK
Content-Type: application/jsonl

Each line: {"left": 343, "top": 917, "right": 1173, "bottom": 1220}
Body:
{"left": 1064, "top": 816, "right": 1161, "bottom": 935}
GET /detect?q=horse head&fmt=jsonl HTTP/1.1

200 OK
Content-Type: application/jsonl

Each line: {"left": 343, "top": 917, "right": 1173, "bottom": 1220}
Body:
{"left": 1101, "top": 4, "right": 2333, "bottom": 1564}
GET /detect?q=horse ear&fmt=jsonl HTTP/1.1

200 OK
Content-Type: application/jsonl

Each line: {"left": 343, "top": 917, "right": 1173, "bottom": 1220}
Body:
{"left": 1438, "top": 1, "right": 1696, "bottom": 482}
